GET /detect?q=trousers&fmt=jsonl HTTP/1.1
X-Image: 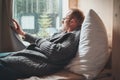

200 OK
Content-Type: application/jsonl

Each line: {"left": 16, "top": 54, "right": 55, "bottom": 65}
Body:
{"left": 0, "top": 52, "right": 19, "bottom": 80}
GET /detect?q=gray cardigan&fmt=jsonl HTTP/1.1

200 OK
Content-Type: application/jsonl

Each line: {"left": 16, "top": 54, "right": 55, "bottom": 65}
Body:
{"left": 1, "top": 28, "right": 80, "bottom": 77}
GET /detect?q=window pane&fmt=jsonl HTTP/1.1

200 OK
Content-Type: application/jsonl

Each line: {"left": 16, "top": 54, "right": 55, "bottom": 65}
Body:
{"left": 13, "top": 0, "right": 63, "bottom": 38}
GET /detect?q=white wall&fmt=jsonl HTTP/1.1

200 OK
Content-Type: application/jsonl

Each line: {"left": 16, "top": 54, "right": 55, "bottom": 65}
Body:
{"left": 79, "top": 0, "right": 113, "bottom": 46}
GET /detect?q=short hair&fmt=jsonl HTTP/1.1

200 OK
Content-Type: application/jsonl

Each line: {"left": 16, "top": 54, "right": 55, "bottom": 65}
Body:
{"left": 69, "top": 8, "right": 85, "bottom": 26}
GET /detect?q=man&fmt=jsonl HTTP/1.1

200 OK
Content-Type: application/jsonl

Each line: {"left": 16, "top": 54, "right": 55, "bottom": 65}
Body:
{"left": 0, "top": 8, "right": 84, "bottom": 80}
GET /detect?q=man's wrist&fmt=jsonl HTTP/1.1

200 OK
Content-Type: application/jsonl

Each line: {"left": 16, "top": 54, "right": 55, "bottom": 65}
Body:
{"left": 21, "top": 31, "right": 25, "bottom": 36}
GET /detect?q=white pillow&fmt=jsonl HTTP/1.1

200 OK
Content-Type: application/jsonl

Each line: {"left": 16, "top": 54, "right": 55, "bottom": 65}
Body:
{"left": 66, "top": 9, "right": 109, "bottom": 79}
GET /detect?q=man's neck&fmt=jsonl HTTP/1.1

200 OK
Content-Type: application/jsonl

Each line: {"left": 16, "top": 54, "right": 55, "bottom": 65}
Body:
{"left": 66, "top": 27, "right": 75, "bottom": 32}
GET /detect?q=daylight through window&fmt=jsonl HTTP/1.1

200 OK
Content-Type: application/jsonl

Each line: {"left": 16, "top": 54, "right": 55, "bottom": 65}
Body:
{"left": 13, "top": 0, "right": 66, "bottom": 38}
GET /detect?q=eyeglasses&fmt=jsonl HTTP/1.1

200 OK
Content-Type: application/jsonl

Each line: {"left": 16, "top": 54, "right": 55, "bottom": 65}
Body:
{"left": 62, "top": 17, "right": 70, "bottom": 20}
{"left": 62, "top": 17, "right": 71, "bottom": 24}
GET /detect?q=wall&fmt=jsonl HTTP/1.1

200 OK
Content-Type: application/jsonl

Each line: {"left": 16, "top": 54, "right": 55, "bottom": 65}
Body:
{"left": 78, "top": 0, "right": 113, "bottom": 47}
{"left": 69, "top": 0, "right": 78, "bottom": 8}
{"left": 112, "top": 0, "right": 120, "bottom": 79}
{"left": 0, "top": 0, "right": 2, "bottom": 51}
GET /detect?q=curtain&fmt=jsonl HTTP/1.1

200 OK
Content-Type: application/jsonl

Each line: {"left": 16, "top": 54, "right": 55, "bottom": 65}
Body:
{"left": 0, "top": 0, "right": 25, "bottom": 52}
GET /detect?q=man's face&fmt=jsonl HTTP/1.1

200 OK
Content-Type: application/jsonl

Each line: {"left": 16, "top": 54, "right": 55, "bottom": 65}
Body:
{"left": 62, "top": 10, "right": 78, "bottom": 32}
{"left": 62, "top": 10, "right": 72, "bottom": 30}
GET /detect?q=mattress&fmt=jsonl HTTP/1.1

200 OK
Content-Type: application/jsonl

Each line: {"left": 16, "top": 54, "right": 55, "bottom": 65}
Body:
{"left": 17, "top": 69, "right": 111, "bottom": 80}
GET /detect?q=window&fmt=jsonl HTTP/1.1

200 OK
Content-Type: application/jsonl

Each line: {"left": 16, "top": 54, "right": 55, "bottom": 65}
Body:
{"left": 13, "top": 0, "right": 68, "bottom": 38}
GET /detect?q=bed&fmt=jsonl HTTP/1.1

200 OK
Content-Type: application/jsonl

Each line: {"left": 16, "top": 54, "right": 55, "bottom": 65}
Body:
{"left": 17, "top": 56, "right": 112, "bottom": 80}
{"left": 17, "top": 9, "right": 112, "bottom": 80}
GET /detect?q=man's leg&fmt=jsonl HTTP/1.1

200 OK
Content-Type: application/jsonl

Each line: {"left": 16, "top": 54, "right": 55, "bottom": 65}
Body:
{"left": 0, "top": 62, "right": 19, "bottom": 80}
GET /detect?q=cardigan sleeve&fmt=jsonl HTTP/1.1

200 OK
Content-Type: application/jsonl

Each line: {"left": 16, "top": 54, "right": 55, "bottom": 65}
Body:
{"left": 23, "top": 33, "right": 41, "bottom": 43}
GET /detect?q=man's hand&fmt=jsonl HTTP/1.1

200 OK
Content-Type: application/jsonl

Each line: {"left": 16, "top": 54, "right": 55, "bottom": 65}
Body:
{"left": 12, "top": 19, "right": 26, "bottom": 37}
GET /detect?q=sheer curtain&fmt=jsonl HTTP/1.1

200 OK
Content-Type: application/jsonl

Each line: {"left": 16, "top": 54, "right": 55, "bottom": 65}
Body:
{"left": 0, "top": 0, "right": 25, "bottom": 52}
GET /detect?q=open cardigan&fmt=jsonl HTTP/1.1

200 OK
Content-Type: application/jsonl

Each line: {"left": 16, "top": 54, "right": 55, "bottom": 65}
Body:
{"left": 0, "top": 28, "right": 80, "bottom": 78}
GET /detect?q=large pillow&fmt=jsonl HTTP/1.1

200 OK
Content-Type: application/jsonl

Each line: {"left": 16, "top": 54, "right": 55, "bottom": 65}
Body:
{"left": 66, "top": 9, "right": 109, "bottom": 79}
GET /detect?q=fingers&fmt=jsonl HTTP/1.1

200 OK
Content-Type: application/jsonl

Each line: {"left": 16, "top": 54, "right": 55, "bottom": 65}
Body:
{"left": 12, "top": 19, "right": 26, "bottom": 36}
{"left": 12, "top": 19, "right": 20, "bottom": 30}
{"left": 13, "top": 21, "right": 17, "bottom": 30}
{"left": 12, "top": 19, "right": 21, "bottom": 34}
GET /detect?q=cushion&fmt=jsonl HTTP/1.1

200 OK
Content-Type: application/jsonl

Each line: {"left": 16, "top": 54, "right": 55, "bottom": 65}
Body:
{"left": 66, "top": 9, "right": 109, "bottom": 79}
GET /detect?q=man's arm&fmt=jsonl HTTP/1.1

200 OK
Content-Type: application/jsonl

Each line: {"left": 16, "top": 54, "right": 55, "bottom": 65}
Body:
{"left": 35, "top": 33, "right": 79, "bottom": 65}
{"left": 23, "top": 33, "right": 40, "bottom": 44}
